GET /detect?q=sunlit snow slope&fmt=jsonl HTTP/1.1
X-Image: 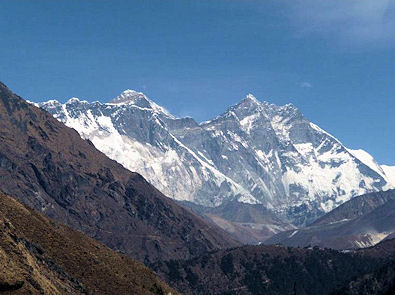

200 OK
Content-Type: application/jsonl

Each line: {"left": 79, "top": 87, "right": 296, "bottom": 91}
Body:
{"left": 381, "top": 165, "right": 395, "bottom": 186}
{"left": 39, "top": 91, "right": 393, "bottom": 225}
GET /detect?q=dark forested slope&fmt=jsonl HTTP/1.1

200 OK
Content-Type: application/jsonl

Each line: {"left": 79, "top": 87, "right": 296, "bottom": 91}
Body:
{"left": 153, "top": 239, "right": 395, "bottom": 295}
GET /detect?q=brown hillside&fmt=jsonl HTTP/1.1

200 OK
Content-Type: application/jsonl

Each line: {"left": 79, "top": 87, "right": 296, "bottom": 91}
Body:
{"left": 0, "top": 192, "right": 177, "bottom": 295}
{"left": 0, "top": 82, "right": 239, "bottom": 263}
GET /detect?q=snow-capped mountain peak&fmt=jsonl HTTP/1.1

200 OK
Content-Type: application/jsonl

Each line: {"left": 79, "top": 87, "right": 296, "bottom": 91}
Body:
{"left": 110, "top": 89, "right": 147, "bottom": 105}
{"left": 39, "top": 92, "right": 394, "bottom": 226}
{"left": 347, "top": 149, "right": 395, "bottom": 188}
{"left": 382, "top": 165, "right": 395, "bottom": 186}
{"left": 67, "top": 97, "right": 82, "bottom": 104}
{"left": 348, "top": 149, "right": 386, "bottom": 178}
{"left": 109, "top": 89, "right": 175, "bottom": 118}
{"left": 236, "top": 94, "right": 262, "bottom": 110}
{"left": 44, "top": 99, "right": 62, "bottom": 106}
{"left": 244, "top": 93, "right": 260, "bottom": 104}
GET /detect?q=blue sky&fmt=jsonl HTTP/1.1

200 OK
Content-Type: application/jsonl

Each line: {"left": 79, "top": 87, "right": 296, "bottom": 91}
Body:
{"left": 1, "top": 0, "right": 394, "bottom": 165}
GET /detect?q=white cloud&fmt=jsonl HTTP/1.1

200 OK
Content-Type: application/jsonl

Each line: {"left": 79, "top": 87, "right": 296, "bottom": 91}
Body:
{"left": 300, "top": 82, "right": 312, "bottom": 88}
{"left": 288, "top": 0, "right": 395, "bottom": 48}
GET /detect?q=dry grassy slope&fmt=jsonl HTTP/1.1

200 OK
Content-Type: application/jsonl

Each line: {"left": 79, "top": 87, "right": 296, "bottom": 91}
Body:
{"left": 0, "top": 192, "right": 177, "bottom": 295}
{"left": 0, "top": 81, "right": 239, "bottom": 263}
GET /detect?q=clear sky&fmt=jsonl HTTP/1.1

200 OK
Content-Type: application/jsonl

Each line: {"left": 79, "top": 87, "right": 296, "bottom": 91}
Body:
{"left": 1, "top": 0, "right": 394, "bottom": 165}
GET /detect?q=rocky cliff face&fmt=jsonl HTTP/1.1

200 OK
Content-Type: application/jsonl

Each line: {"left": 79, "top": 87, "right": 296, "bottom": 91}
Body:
{"left": 0, "top": 82, "right": 239, "bottom": 264}
{"left": 39, "top": 90, "right": 393, "bottom": 225}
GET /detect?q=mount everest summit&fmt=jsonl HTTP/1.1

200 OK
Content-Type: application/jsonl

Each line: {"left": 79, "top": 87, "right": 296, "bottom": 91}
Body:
{"left": 38, "top": 90, "right": 394, "bottom": 225}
